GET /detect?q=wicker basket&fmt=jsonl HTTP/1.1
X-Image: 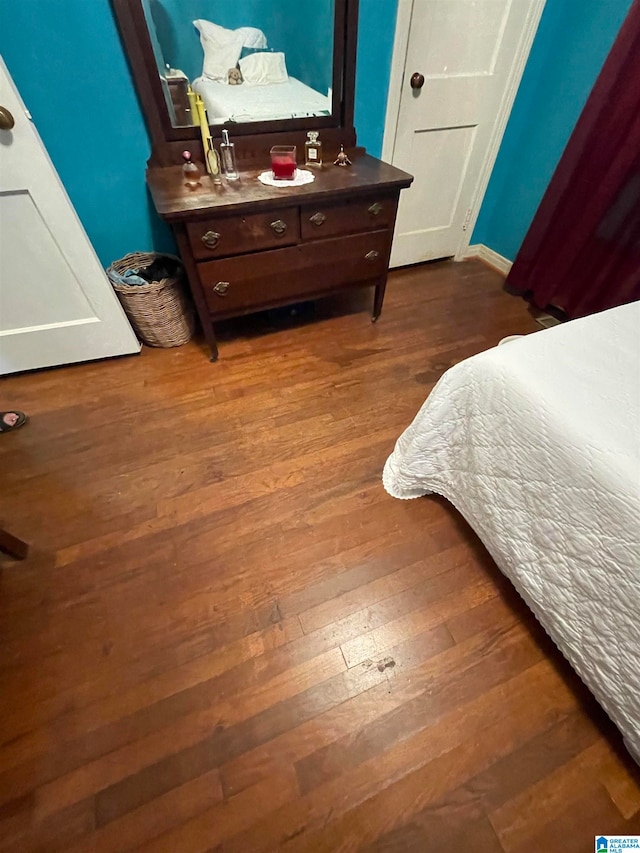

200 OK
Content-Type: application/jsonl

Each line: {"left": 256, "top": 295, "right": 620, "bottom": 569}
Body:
{"left": 108, "top": 252, "right": 194, "bottom": 348}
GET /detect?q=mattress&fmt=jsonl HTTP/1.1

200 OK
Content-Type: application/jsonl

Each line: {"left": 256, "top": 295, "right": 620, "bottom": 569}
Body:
{"left": 383, "top": 302, "right": 640, "bottom": 761}
{"left": 192, "top": 76, "right": 331, "bottom": 124}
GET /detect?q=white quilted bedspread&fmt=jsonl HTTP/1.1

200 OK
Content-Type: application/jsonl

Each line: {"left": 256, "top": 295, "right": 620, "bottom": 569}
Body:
{"left": 383, "top": 302, "right": 640, "bottom": 761}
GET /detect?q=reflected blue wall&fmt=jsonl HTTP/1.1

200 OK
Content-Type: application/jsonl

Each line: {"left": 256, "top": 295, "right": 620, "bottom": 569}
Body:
{"left": 152, "top": 0, "right": 333, "bottom": 95}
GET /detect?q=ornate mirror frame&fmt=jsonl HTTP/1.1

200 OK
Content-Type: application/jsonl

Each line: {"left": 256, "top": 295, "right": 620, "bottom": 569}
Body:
{"left": 111, "top": 0, "right": 360, "bottom": 166}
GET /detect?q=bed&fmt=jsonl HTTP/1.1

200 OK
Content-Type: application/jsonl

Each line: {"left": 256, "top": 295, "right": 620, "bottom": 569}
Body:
{"left": 383, "top": 301, "right": 640, "bottom": 761}
{"left": 192, "top": 75, "right": 331, "bottom": 124}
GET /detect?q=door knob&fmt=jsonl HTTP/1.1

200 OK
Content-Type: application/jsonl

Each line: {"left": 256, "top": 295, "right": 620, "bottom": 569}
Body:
{"left": 410, "top": 73, "right": 425, "bottom": 90}
{"left": 0, "top": 106, "right": 15, "bottom": 131}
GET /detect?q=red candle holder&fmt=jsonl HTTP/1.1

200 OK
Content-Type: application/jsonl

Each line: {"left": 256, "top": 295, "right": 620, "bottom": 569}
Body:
{"left": 270, "top": 145, "right": 297, "bottom": 181}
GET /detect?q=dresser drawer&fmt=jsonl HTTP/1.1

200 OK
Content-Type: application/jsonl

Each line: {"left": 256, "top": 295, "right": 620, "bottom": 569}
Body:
{"left": 300, "top": 195, "right": 397, "bottom": 241}
{"left": 187, "top": 208, "right": 300, "bottom": 260}
{"left": 200, "top": 229, "right": 391, "bottom": 315}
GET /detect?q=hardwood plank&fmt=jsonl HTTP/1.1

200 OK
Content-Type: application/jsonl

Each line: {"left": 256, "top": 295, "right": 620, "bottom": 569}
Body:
{"left": 598, "top": 743, "right": 640, "bottom": 820}
{"left": 134, "top": 769, "right": 299, "bottom": 853}
{"left": 2, "top": 260, "right": 634, "bottom": 852}
{"left": 294, "top": 621, "right": 546, "bottom": 798}
{"left": 33, "top": 799, "right": 96, "bottom": 853}
{"left": 4, "top": 603, "right": 302, "bottom": 766}
{"left": 2, "top": 552, "right": 472, "bottom": 796}
{"left": 357, "top": 712, "right": 609, "bottom": 853}
{"left": 2, "top": 554, "right": 473, "bottom": 805}
{"left": 0, "top": 794, "right": 34, "bottom": 853}
{"left": 340, "top": 579, "right": 493, "bottom": 668}
{"left": 220, "top": 633, "right": 465, "bottom": 798}
{"left": 61, "top": 770, "right": 223, "bottom": 853}
{"left": 0, "top": 797, "right": 95, "bottom": 853}
{"left": 34, "top": 647, "right": 346, "bottom": 821}
{"left": 221, "top": 659, "right": 579, "bottom": 853}
{"left": 299, "top": 549, "right": 487, "bottom": 635}
{"left": 363, "top": 813, "right": 503, "bottom": 853}
{"left": 489, "top": 741, "right": 613, "bottom": 850}
{"left": 507, "top": 785, "right": 621, "bottom": 853}
{"left": 465, "top": 709, "right": 602, "bottom": 813}
{"left": 278, "top": 520, "right": 462, "bottom": 618}
{"left": 446, "top": 585, "right": 528, "bottom": 643}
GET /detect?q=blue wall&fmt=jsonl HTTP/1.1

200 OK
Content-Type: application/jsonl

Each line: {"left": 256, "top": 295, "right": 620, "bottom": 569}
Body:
{"left": 4, "top": 1, "right": 629, "bottom": 272}
{"left": 355, "top": 0, "right": 398, "bottom": 157}
{"left": 472, "top": 0, "right": 634, "bottom": 261}
{"left": 0, "top": 1, "right": 394, "bottom": 268}
{"left": 0, "top": 0, "right": 174, "bottom": 269}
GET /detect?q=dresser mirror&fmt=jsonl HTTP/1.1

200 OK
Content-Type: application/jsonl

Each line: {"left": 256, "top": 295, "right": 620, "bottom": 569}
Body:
{"left": 112, "top": 0, "right": 356, "bottom": 164}
{"left": 141, "top": 0, "right": 336, "bottom": 128}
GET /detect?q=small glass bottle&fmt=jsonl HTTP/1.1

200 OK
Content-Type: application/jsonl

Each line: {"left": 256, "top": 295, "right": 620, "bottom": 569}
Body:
{"left": 305, "top": 131, "right": 323, "bottom": 168}
{"left": 220, "top": 129, "right": 239, "bottom": 181}
{"left": 181, "top": 150, "right": 201, "bottom": 188}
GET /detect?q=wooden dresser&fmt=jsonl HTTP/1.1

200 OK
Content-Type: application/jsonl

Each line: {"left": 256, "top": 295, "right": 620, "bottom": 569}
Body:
{"left": 147, "top": 154, "right": 413, "bottom": 360}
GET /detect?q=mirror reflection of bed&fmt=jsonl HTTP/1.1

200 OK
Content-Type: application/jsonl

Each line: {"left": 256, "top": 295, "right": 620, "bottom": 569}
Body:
{"left": 141, "top": 0, "right": 335, "bottom": 126}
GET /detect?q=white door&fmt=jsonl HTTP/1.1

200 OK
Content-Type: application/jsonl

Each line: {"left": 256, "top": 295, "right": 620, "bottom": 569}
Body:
{"left": 386, "top": 0, "right": 544, "bottom": 267}
{"left": 0, "top": 58, "right": 139, "bottom": 375}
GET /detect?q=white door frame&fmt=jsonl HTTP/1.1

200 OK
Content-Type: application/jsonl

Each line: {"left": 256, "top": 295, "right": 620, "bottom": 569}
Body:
{"left": 382, "top": 0, "right": 546, "bottom": 261}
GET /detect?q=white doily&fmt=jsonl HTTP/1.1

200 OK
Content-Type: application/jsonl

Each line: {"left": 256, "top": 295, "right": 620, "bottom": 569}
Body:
{"left": 258, "top": 169, "right": 315, "bottom": 188}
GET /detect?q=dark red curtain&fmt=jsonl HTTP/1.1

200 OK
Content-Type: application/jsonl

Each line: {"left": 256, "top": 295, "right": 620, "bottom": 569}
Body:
{"left": 505, "top": 0, "right": 640, "bottom": 318}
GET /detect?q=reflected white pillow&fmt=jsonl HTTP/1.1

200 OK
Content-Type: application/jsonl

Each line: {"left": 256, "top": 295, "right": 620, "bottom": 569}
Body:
{"left": 239, "top": 52, "right": 288, "bottom": 85}
{"left": 193, "top": 20, "right": 241, "bottom": 80}
{"left": 193, "top": 19, "right": 267, "bottom": 50}
{"left": 236, "top": 26, "right": 268, "bottom": 49}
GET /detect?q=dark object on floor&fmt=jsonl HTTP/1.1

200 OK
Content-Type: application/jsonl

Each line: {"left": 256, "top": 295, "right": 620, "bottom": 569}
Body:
{"left": 0, "top": 527, "right": 29, "bottom": 560}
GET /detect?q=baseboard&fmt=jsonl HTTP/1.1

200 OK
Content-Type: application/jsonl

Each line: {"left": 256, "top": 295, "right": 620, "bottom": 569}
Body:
{"left": 465, "top": 244, "right": 513, "bottom": 276}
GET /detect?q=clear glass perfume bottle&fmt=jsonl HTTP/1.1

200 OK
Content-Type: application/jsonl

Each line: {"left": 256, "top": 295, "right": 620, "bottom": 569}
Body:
{"left": 220, "top": 129, "right": 239, "bottom": 180}
{"left": 181, "top": 150, "right": 201, "bottom": 188}
{"left": 305, "top": 131, "right": 322, "bottom": 168}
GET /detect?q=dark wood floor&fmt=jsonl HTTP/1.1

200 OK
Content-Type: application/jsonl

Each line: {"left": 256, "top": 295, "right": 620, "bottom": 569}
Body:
{"left": 1, "top": 260, "right": 639, "bottom": 853}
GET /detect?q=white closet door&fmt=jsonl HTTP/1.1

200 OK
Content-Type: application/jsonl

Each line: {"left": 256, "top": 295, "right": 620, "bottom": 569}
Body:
{"left": 0, "top": 57, "right": 139, "bottom": 375}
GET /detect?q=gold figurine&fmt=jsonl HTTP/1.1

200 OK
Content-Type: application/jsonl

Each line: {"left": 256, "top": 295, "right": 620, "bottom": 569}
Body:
{"left": 334, "top": 145, "right": 352, "bottom": 167}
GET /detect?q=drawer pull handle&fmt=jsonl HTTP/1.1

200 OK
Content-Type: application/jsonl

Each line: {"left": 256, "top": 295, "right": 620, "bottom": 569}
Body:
{"left": 270, "top": 219, "right": 287, "bottom": 236}
{"left": 202, "top": 230, "right": 221, "bottom": 249}
{"left": 368, "top": 202, "right": 383, "bottom": 217}
{"left": 213, "top": 281, "right": 230, "bottom": 296}
{"left": 309, "top": 212, "right": 326, "bottom": 227}
{"left": 365, "top": 250, "right": 380, "bottom": 262}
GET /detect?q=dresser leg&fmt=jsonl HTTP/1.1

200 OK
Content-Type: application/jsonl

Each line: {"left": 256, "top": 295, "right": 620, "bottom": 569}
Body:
{"left": 372, "top": 278, "right": 387, "bottom": 323}
{"left": 198, "top": 318, "right": 219, "bottom": 361}
{"left": 207, "top": 328, "right": 219, "bottom": 361}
